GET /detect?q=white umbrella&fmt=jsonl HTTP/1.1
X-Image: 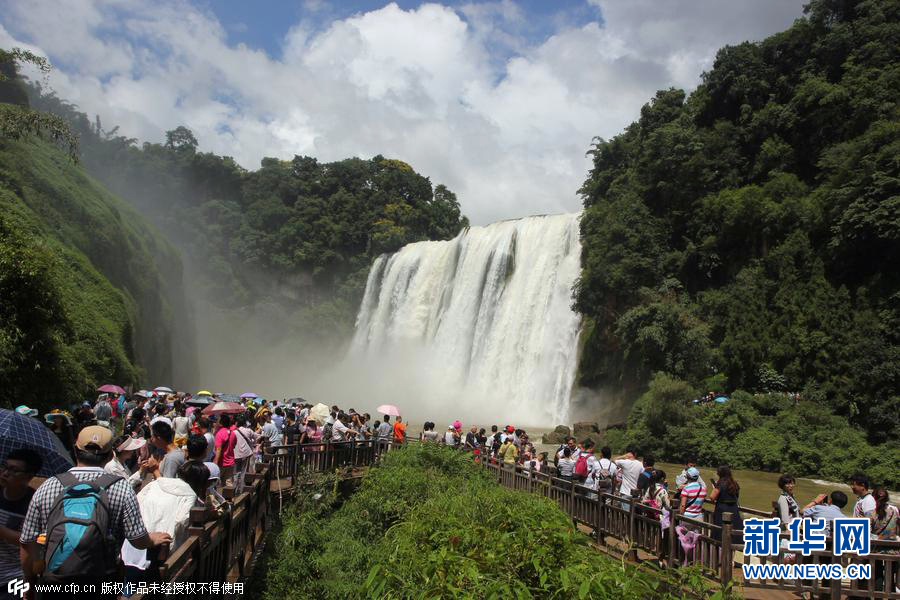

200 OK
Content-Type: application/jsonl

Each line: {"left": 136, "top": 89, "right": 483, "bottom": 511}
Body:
{"left": 377, "top": 404, "right": 401, "bottom": 417}
{"left": 308, "top": 403, "right": 330, "bottom": 426}
{"left": 154, "top": 386, "right": 174, "bottom": 394}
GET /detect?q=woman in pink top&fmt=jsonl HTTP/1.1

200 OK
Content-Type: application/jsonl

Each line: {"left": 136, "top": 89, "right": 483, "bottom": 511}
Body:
{"left": 213, "top": 414, "right": 237, "bottom": 489}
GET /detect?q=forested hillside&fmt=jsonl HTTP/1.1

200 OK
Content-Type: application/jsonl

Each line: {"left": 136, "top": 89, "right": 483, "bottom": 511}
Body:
{"left": 576, "top": 0, "right": 898, "bottom": 484}
{"left": 23, "top": 89, "right": 469, "bottom": 348}
{"left": 0, "top": 137, "right": 187, "bottom": 410}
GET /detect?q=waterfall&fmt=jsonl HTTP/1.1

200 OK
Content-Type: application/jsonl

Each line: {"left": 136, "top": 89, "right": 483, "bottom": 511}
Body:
{"left": 350, "top": 213, "right": 583, "bottom": 426}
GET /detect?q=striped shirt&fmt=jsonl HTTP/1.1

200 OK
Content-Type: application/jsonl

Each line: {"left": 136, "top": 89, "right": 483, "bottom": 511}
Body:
{"left": 681, "top": 481, "right": 707, "bottom": 519}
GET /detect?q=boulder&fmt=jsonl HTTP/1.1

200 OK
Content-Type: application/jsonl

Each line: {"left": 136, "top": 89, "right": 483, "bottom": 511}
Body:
{"left": 541, "top": 425, "right": 570, "bottom": 445}
{"left": 572, "top": 421, "right": 600, "bottom": 439}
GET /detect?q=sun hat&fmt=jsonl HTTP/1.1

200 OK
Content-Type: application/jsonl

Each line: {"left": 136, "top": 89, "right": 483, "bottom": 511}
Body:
{"left": 150, "top": 416, "right": 173, "bottom": 428}
{"left": 116, "top": 436, "right": 147, "bottom": 452}
{"left": 14, "top": 405, "right": 38, "bottom": 418}
{"left": 76, "top": 425, "right": 113, "bottom": 453}
{"left": 44, "top": 410, "right": 73, "bottom": 425}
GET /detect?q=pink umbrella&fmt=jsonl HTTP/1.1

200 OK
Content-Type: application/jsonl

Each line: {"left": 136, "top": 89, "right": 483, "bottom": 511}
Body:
{"left": 97, "top": 384, "right": 126, "bottom": 395}
{"left": 201, "top": 401, "right": 246, "bottom": 417}
{"left": 376, "top": 404, "right": 401, "bottom": 417}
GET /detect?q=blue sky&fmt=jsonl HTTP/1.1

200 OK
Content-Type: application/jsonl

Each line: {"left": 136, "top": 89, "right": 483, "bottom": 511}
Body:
{"left": 0, "top": 0, "right": 805, "bottom": 224}
{"left": 207, "top": 0, "right": 602, "bottom": 57}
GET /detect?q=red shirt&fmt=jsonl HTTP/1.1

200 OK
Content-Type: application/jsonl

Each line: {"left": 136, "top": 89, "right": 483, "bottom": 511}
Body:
{"left": 215, "top": 425, "right": 237, "bottom": 467}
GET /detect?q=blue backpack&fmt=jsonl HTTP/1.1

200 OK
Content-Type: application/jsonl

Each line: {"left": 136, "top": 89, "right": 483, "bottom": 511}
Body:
{"left": 43, "top": 472, "right": 121, "bottom": 582}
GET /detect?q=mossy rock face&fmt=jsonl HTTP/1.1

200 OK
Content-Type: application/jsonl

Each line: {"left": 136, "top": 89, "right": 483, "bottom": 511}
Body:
{"left": 541, "top": 424, "right": 571, "bottom": 444}
{"left": 0, "top": 138, "right": 183, "bottom": 410}
{"left": 573, "top": 421, "right": 601, "bottom": 438}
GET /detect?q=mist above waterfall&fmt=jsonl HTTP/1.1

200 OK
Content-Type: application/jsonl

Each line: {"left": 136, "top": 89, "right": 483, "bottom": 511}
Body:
{"left": 343, "top": 213, "right": 584, "bottom": 427}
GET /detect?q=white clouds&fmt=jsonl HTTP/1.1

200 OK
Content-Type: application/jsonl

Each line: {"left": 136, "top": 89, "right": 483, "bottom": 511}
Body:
{"left": 1, "top": 0, "right": 805, "bottom": 224}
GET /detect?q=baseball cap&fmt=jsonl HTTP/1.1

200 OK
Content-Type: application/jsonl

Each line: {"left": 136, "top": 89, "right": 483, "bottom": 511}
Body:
{"left": 150, "top": 416, "right": 173, "bottom": 428}
{"left": 76, "top": 426, "right": 113, "bottom": 453}
{"left": 686, "top": 467, "right": 700, "bottom": 479}
{"left": 15, "top": 405, "right": 38, "bottom": 418}
{"left": 204, "top": 461, "right": 220, "bottom": 482}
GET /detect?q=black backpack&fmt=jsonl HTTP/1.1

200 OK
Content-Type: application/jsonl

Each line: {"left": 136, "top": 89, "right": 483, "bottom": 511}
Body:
{"left": 43, "top": 472, "right": 121, "bottom": 582}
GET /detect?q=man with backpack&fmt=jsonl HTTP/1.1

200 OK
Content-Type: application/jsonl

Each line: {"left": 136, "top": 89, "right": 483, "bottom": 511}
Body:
{"left": 19, "top": 426, "right": 172, "bottom": 597}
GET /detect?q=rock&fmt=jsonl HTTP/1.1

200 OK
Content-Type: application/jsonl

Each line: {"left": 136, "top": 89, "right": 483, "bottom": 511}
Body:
{"left": 572, "top": 421, "right": 600, "bottom": 439}
{"left": 541, "top": 424, "right": 570, "bottom": 445}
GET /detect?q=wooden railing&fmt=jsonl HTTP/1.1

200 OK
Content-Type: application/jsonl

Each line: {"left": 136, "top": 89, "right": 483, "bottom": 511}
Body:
{"left": 155, "top": 463, "right": 272, "bottom": 597}
{"left": 154, "top": 438, "right": 900, "bottom": 599}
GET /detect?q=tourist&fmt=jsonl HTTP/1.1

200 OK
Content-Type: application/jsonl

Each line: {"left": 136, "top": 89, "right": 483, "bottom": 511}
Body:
{"left": 196, "top": 417, "right": 215, "bottom": 462}
{"left": 421, "top": 422, "right": 440, "bottom": 443}
{"left": 849, "top": 473, "right": 876, "bottom": 518}
{"left": 554, "top": 437, "right": 576, "bottom": 467}
{"left": 613, "top": 448, "right": 644, "bottom": 500}
{"left": 94, "top": 395, "right": 113, "bottom": 427}
{"left": 45, "top": 411, "right": 76, "bottom": 461}
{"left": 272, "top": 407, "right": 285, "bottom": 432}
{"left": 775, "top": 474, "right": 800, "bottom": 530}
{"left": 594, "top": 446, "right": 618, "bottom": 491}
{"left": 444, "top": 425, "right": 459, "bottom": 447}
{"left": 574, "top": 440, "right": 600, "bottom": 487}
{"left": 870, "top": 487, "right": 899, "bottom": 540}
{"left": 392, "top": 416, "right": 406, "bottom": 445}
{"left": 332, "top": 412, "right": 359, "bottom": 442}
{"left": 284, "top": 412, "right": 302, "bottom": 445}
{"left": 465, "top": 426, "right": 479, "bottom": 451}
{"left": 643, "top": 469, "right": 670, "bottom": 512}
{"left": 499, "top": 436, "right": 518, "bottom": 467}
{"left": 675, "top": 461, "right": 706, "bottom": 492}
{"left": 172, "top": 406, "right": 191, "bottom": 449}
{"left": 150, "top": 418, "right": 185, "bottom": 479}
{"left": 104, "top": 435, "right": 148, "bottom": 490}
{"left": 636, "top": 455, "right": 655, "bottom": 496}
{"left": 870, "top": 486, "right": 899, "bottom": 593}
{"left": 801, "top": 491, "right": 848, "bottom": 534}
{"left": 300, "top": 420, "right": 322, "bottom": 445}
{"left": 20, "top": 426, "right": 172, "bottom": 594}
{"left": 214, "top": 414, "right": 237, "bottom": 488}
{"left": 708, "top": 466, "right": 743, "bottom": 542}
{"left": 678, "top": 467, "right": 706, "bottom": 521}
{"left": 260, "top": 411, "right": 283, "bottom": 448}
{"left": 0, "top": 449, "right": 42, "bottom": 590}
{"left": 377, "top": 415, "right": 392, "bottom": 442}
{"left": 557, "top": 447, "right": 576, "bottom": 481}
{"left": 476, "top": 428, "right": 487, "bottom": 450}
{"left": 121, "top": 460, "right": 209, "bottom": 592}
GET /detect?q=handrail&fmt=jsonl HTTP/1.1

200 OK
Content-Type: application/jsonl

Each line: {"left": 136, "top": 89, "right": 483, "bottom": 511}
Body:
{"left": 153, "top": 437, "right": 899, "bottom": 599}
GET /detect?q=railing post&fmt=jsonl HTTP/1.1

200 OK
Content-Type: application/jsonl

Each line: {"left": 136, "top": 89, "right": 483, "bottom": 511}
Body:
{"left": 628, "top": 489, "right": 639, "bottom": 562}
{"left": 668, "top": 507, "right": 678, "bottom": 567}
{"left": 720, "top": 512, "right": 733, "bottom": 587}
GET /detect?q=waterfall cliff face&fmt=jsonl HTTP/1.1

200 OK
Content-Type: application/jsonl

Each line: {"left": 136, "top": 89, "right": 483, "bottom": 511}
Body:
{"left": 351, "top": 213, "right": 582, "bottom": 426}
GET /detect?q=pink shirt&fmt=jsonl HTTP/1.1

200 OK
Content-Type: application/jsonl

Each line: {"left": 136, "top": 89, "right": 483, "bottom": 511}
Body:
{"left": 215, "top": 426, "right": 236, "bottom": 467}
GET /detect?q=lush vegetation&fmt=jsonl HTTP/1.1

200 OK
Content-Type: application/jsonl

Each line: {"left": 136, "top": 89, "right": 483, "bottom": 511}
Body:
{"left": 0, "top": 51, "right": 186, "bottom": 410}
{"left": 605, "top": 374, "right": 900, "bottom": 488}
{"left": 23, "top": 87, "right": 468, "bottom": 346}
{"left": 264, "top": 445, "right": 722, "bottom": 600}
{"left": 575, "top": 0, "right": 898, "bottom": 480}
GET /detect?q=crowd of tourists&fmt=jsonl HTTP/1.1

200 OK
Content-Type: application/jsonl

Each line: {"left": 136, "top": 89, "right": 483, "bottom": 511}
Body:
{"left": 3, "top": 392, "right": 320, "bottom": 598}
{"left": 2, "top": 395, "right": 897, "bottom": 597}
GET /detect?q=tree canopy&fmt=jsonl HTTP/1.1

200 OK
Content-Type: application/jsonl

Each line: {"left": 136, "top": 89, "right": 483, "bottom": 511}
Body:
{"left": 576, "top": 0, "right": 899, "bottom": 446}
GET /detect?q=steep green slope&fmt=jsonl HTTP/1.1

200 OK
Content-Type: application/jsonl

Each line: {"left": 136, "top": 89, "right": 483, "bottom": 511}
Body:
{"left": 0, "top": 137, "right": 184, "bottom": 410}
{"left": 575, "top": 0, "right": 898, "bottom": 482}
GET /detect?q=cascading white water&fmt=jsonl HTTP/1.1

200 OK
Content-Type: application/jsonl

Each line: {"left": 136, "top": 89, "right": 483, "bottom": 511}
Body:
{"left": 350, "top": 213, "right": 582, "bottom": 426}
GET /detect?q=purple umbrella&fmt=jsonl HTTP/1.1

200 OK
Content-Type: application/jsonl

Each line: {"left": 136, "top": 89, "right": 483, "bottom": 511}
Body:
{"left": 240, "top": 393, "right": 258, "bottom": 399}
{"left": 97, "top": 384, "right": 126, "bottom": 395}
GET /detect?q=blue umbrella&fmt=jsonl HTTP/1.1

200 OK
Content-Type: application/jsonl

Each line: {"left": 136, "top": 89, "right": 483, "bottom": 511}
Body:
{"left": 0, "top": 409, "right": 74, "bottom": 477}
{"left": 714, "top": 396, "right": 729, "bottom": 403}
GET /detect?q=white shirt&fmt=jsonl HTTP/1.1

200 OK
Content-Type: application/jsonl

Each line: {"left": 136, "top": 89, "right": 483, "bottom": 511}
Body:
{"left": 332, "top": 419, "right": 350, "bottom": 442}
{"left": 104, "top": 457, "right": 143, "bottom": 489}
{"left": 444, "top": 431, "right": 457, "bottom": 446}
{"left": 615, "top": 458, "right": 644, "bottom": 497}
{"left": 557, "top": 457, "right": 576, "bottom": 477}
{"left": 854, "top": 493, "right": 877, "bottom": 517}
